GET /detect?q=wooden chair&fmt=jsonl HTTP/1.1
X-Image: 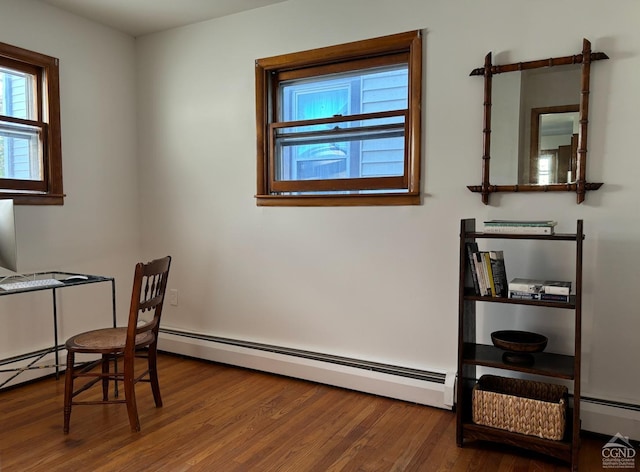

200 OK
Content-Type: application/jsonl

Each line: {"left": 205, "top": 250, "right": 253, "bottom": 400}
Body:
{"left": 63, "top": 256, "right": 171, "bottom": 433}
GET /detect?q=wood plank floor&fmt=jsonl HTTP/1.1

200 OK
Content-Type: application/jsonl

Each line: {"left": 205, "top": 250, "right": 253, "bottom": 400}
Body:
{"left": 0, "top": 353, "right": 631, "bottom": 471}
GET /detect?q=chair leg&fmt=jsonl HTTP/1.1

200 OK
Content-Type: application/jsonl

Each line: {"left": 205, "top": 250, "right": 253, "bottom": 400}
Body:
{"left": 148, "top": 344, "right": 163, "bottom": 407}
{"left": 63, "top": 351, "right": 75, "bottom": 434}
{"left": 101, "top": 354, "right": 110, "bottom": 401}
{"left": 123, "top": 354, "right": 140, "bottom": 432}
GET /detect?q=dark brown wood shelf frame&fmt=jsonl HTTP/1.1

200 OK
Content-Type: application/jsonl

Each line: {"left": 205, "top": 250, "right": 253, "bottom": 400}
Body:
{"left": 456, "top": 218, "right": 584, "bottom": 471}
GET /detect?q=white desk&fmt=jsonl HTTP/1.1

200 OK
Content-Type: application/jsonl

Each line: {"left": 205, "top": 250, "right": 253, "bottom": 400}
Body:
{"left": 0, "top": 271, "right": 116, "bottom": 388}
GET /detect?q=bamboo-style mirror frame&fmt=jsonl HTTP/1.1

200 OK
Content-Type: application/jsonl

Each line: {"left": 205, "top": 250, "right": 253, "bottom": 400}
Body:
{"left": 468, "top": 39, "right": 608, "bottom": 204}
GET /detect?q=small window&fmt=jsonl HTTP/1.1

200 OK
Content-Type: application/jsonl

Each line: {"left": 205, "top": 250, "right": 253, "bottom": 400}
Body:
{"left": 537, "top": 154, "right": 553, "bottom": 185}
{"left": 255, "top": 31, "right": 422, "bottom": 206}
{"left": 0, "top": 42, "right": 63, "bottom": 205}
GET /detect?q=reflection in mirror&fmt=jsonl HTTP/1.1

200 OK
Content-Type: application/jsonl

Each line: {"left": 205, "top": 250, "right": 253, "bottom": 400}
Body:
{"left": 490, "top": 65, "right": 582, "bottom": 186}
{"left": 489, "top": 73, "right": 521, "bottom": 185}
{"left": 529, "top": 105, "right": 579, "bottom": 185}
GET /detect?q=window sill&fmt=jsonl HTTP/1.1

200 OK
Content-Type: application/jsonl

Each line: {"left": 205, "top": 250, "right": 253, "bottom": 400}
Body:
{"left": 0, "top": 191, "right": 65, "bottom": 205}
{"left": 255, "top": 193, "right": 421, "bottom": 207}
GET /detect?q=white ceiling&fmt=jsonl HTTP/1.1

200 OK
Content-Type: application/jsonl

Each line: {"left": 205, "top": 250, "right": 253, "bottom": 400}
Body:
{"left": 39, "top": 0, "right": 287, "bottom": 37}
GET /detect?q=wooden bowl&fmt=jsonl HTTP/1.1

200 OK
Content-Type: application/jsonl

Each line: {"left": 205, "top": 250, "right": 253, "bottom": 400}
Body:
{"left": 491, "top": 330, "right": 548, "bottom": 353}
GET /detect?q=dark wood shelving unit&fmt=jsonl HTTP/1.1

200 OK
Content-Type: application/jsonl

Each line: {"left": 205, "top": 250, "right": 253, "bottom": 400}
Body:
{"left": 456, "top": 218, "right": 584, "bottom": 471}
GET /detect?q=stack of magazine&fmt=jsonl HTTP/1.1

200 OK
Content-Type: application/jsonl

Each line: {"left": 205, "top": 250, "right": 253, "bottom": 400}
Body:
{"left": 465, "top": 242, "right": 508, "bottom": 297}
{"left": 483, "top": 220, "right": 557, "bottom": 235}
{"left": 508, "top": 278, "right": 572, "bottom": 302}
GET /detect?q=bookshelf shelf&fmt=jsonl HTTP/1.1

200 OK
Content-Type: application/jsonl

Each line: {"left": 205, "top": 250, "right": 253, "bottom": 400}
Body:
{"left": 461, "top": 423, "right": 573, "bottom": 463}
{"left": 456, "top": 219, "right": 583, "bottom": 471}
{"left": 468, "top": 231, "right": 582, "bottom": 241}
{"left": 462, "top": 343, "right": 575, "bottom": 379}
{"left": 463, "top": 290, "right": 577, "bottom": 308}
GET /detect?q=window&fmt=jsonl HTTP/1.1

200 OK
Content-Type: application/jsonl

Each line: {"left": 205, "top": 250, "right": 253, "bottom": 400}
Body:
{"left": 0, "top": 41, "right": 63, "bottom": 205}
{"left": 255, "top": 31, "right": 422, "bottom": 206}
{"left": 537, "top": 153, "right": 553, "bottom": 185}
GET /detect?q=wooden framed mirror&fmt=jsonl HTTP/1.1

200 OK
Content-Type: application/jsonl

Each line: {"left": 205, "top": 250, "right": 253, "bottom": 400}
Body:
{"left": 467, "top": 39, "right": 608, "bottom": 204}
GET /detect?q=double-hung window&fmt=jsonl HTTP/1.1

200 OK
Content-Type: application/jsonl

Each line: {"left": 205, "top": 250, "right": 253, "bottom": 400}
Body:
{"left": 255, "top": 31, "right": 422, "bottom": 206}
{"left": 0, "top": 41, "right": 62, "bottom": 205}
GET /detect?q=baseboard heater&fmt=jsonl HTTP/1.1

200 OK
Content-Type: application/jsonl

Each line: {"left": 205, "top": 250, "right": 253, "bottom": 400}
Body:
{"left": 159, "top": 327, "right": 452, "bottom": 409}
{"left": 582, "top": 396, "right": 640, "bottom": 413}
{"left": 160, "top": 327, "right": 444, "bottom": 383}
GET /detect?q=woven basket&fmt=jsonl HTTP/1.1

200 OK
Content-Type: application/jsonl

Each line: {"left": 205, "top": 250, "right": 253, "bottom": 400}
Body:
{"left": 472, "top": 375, "right": 567, "bottom": 441}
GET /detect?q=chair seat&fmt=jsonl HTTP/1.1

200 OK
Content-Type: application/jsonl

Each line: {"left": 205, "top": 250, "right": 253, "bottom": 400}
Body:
{"left": 66, "top": 327, "right": 155, "bottom": 353}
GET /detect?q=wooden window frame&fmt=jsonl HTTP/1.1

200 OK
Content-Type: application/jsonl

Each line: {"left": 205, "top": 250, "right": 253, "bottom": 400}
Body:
{"left": 255, "top": 31, "right": 422, "bottom": 207}
{"left": 0, "top": 41, "right": 63, "bottom": 205}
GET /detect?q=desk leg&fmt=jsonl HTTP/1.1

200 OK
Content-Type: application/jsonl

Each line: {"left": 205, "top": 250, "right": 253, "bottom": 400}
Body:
{"left": 52, "top": 288, "right": 59, "bottom": 380}
{"left": 111, "top": 279, "right": 118, "bottom": 398}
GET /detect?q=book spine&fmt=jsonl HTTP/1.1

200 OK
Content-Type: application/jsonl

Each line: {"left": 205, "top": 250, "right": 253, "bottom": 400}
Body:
{"left": 483, "top": 221, "right": 556, "bottom": 227}
{"left": 483, "top": 226, "right": 554, "bottom": 235}
{"left": 489, "top": 251, "right": 508, "bottom": 298}
{"left": 465, "top": 242, "right": 481, "bottom": 296}
{"left": 540, "top": 293, "right": 570, "bottom": 302}
{"left": 474, "top": 252, "right": 488, "bottom": 296}
{"left": 508, "top": 280, "right": 543, "bottom": 293}
{"left": 543, "top": 285, "right": 571, "bottom": 295}
{"left": 482, "top": 252, "right": 496, "bottom": 297}
{"left": 509, "top": 291, "right": 542, "bottom": 300}
{"left": 508, "top": 291, "right": 570, "bottom": 302}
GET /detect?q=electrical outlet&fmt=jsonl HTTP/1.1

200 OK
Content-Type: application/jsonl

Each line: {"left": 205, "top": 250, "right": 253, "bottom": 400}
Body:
{"left": 169, "top": 289, "right": 178, "bottom": 306}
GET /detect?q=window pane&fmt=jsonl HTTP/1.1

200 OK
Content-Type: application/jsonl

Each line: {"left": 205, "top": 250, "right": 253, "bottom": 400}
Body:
{"left": 274, "top": 116, "right": 405, "bottom": 181}
{"left": 290, "top": 85, "right": 350, "bottom": 122}
{"left": 0, "top": 67, "right": 35, "bottom": 120}
{"left": 361, "top": 69, "right": 409, "bottom": 113}
{"left": 0, "top": 124, "right": 42, "bottom": 180}
{"left": 279, "top": 142, "right": 348, "bottom": 180}
{"left": 276, "top": 135, "right": 404, "bottom": 181}
{"left": 296, "top": 147, "right": 348, "bottom": 180}
{"left": 361, "top": 136, "right": 405, "bottom": 176}
{"left": 277, "top": 65, "right": 408, "bottom": 183}
{"left": 280, "top": 65, "right": 408, "bottom": 122}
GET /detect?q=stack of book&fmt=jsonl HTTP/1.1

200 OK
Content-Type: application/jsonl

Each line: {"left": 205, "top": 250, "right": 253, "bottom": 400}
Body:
{"left": 465, "top": 242, "right": 508, "bottom": 297}
{"left": 483, "top": 220, "right": 557, "bottom": 235}
{"left": 508, "top": 278, "right": 572, "bottom": 302}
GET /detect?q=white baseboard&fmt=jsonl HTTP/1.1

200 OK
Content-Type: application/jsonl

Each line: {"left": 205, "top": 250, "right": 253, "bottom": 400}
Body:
{"left": 158, "top": 330, "right": 453, "bottom": 410}
{"left": 581, "top": 399, "right": 640, "bottom": 442}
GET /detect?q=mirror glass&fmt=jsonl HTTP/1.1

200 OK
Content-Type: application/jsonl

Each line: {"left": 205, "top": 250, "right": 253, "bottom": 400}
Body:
{"left": 530, "top": 106, "right": 579, "bottom": 184}
{"left": 490, "top": 64, "right": 582, "bottom": 186}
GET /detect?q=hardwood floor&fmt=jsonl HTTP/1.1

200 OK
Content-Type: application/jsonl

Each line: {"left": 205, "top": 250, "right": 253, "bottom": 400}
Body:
{"left": 0, "top": 353, "right": 629, "bottom": 471}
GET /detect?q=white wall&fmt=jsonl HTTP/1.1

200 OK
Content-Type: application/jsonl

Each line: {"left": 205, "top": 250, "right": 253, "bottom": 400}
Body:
{"left": 136, "top": 0, "right": 640, "bottom": 421}
{"left": 0, "top": 0, "right": 140, "bottom": 385}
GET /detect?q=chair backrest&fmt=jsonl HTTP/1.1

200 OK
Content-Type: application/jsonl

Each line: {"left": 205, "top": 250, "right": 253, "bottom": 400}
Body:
{"left": 125, "top": 256, "right": 172, "bottom": 351}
